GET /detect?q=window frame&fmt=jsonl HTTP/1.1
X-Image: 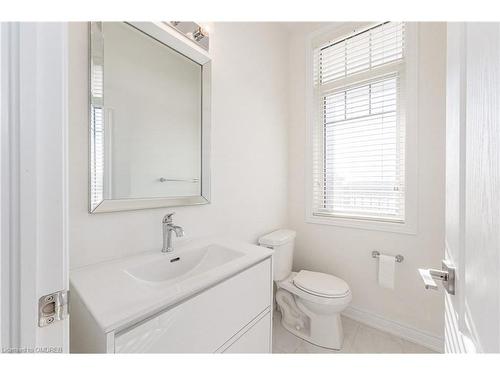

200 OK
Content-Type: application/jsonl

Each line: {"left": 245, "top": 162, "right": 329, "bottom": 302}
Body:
{"left": 305, "top": 22, "right": 419, "bottom": 234}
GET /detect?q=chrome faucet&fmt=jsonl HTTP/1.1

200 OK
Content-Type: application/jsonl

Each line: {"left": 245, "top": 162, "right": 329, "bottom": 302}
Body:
{"left": 162, "top": 212, "right": 184, "bottom": 253}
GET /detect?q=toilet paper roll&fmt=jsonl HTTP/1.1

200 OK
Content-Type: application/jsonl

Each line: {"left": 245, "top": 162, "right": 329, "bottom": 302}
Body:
{"left": 378, "top": 254, "right": 396, "bottom": 289}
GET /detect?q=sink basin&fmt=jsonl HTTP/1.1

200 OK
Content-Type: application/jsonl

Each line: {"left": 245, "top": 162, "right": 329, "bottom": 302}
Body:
{"left": 125, "top": 244, "right": 245, "bottom": 283}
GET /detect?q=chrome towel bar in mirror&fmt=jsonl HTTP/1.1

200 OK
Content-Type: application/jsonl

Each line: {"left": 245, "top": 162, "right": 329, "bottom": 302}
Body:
{"left": 158, "top": 177, "right": 200, "bottom": 183}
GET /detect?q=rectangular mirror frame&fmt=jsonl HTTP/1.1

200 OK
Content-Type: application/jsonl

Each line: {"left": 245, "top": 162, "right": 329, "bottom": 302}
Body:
{"left": 89, "top": 22, "right": 211, "bottom": 213}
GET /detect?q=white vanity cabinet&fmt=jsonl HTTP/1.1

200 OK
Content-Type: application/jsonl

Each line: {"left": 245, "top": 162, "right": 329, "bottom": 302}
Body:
{"left": 70, "top": 242, "right": 274, "bottom": 354}
{"left": 114, "top": 260, "right": 271, "bottom": 353}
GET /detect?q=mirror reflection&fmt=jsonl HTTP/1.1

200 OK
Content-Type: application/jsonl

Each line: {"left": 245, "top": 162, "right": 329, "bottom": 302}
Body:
{"left": 90, "top": 22, "right": 206, "bottom": 212}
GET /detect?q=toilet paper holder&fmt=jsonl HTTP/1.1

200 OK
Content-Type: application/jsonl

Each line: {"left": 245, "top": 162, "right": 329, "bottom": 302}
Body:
{"left": 372, "top": 250, "right": 404, "bottom": 263}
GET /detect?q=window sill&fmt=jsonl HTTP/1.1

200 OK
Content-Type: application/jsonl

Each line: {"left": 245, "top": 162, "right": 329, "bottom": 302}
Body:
{"left": 305, "top": 213, "right": 417, "bottom": 235}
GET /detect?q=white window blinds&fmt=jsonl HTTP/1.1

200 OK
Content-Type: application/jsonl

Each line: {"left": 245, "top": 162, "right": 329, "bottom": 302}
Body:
{"left": 90, "top": 63, "right": 104, "bottom": 210}
{"left": 312, "top": 22, "right": 406, "bottom": 222}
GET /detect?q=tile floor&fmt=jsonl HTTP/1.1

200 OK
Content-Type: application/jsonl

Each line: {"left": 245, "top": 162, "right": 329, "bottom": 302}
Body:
{"left": 272, "top": 311, "right": 436, "bottom": 354}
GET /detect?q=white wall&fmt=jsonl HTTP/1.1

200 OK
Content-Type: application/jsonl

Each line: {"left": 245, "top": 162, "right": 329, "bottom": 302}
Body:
{"left": 288, "top": 23, "right": 446, "bottom": 339}
{"left": 69, "top": 22, "right": 289, "bottom": 269}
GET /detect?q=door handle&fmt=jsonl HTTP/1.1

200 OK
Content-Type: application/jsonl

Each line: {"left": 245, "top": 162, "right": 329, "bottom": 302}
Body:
{"left": 418, "top": 260, "right": 456, "bottom": 295}
{"left": 418, "top": 268, "right": 440, "bottom": 290}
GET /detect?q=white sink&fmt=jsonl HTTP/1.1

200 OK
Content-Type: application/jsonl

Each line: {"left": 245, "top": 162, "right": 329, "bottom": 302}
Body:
{"left": 125, "top": 244, "right": 245, "bottom": 284}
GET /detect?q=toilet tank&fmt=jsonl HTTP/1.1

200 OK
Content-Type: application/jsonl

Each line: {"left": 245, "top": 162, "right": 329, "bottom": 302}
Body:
{"left": 258, "top": 229, "right": 296, "bottom": 281}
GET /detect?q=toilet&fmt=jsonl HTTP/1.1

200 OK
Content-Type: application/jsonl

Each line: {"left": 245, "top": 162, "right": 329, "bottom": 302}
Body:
{"left": 259, "top": 229, "right": 352, "bottom": 350}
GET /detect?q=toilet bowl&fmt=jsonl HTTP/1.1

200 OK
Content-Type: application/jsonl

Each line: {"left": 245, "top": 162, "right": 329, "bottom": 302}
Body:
{"left": 276, "top": 271, "right": 352, "bottom": 349}
{"left": 259, "top": 229, "right": 352, "bottom": 350}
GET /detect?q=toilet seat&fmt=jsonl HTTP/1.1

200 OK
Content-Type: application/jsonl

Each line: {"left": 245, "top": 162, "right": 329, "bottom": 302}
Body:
{"left": 277, "top": 272, "right": 351, "bottom": 306}
{"left": 293, "top": 270, "right": 350, "bottom": 298}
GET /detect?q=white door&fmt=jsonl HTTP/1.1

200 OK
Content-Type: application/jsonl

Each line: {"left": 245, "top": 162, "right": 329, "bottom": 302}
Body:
{"left": 1, "top": 22, "right": 69, "bottom": 353}
{"left": 443, "top": 22, "right": 500, "bottom": 353}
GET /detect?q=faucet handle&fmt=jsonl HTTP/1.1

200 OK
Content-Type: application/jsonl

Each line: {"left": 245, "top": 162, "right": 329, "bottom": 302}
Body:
{"left": 162, "top": 212, "right": 175, "bottom": 223}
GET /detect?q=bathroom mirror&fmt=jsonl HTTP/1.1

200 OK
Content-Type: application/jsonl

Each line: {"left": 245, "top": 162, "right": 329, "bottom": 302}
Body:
{"left": 89, "top": 22, "right": 211, "bottom": 213}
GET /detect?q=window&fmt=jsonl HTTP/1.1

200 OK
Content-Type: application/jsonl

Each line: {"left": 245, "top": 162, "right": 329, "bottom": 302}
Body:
{"left": 308, "top": 22, "right": 417, "bottom": 231}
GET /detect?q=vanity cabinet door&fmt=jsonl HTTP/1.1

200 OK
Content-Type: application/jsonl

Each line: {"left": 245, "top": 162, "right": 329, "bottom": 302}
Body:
{"left": 223, "top": 312, "right": 271, "bottom": 353}
{"left": 114, "top": 259, "right": 271, "bottom": 353}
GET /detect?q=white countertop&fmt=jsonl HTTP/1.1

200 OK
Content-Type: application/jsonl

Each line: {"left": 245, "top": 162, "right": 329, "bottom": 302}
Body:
{"left": 70, "top": 237, "right": 273, "bottom": 333}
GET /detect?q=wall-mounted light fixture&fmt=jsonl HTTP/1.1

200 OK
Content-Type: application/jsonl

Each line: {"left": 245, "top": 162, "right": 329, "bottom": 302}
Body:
{"left": 168, "top": 21, "right": 209, "bottom": 51}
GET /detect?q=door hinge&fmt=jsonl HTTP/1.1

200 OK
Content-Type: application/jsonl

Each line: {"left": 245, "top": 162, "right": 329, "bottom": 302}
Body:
{"left": 38, "top": 290, "right": 69, "bottom": 327}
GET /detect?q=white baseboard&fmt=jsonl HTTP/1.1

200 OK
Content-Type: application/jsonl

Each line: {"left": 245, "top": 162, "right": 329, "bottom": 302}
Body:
{"left": 342, "top": 306, "right": 444, "bottom": 353}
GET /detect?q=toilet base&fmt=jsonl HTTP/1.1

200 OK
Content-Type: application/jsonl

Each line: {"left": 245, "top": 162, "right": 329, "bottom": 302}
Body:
{"left": 279, "top": 310, "right": 344, "bottom": 350}
{"left": 276, "top": 288, "right": 346, "bottom": 350}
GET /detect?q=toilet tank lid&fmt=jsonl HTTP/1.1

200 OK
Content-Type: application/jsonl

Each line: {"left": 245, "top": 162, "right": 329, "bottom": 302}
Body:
{"left": 258, "top": 229, "right": 296, "bottom": 246}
